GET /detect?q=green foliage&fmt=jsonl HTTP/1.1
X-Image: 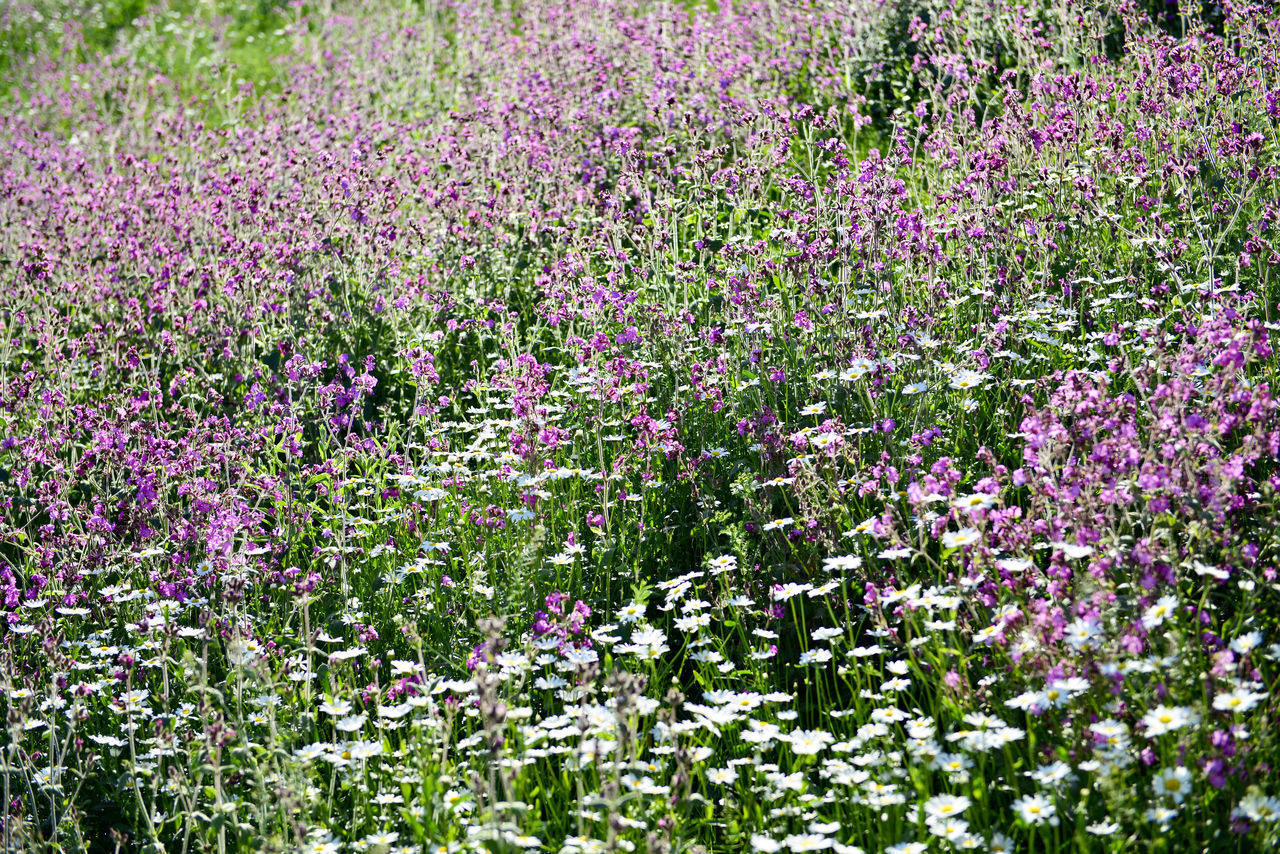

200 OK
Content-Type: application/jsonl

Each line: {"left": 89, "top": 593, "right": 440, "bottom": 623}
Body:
{"left": 0, "top": 0, "right": 294, "bottom": 100}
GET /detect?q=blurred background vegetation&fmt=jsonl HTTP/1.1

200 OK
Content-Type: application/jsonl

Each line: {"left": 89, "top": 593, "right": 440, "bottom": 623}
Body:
{"left": 0, "top": 0, "right": 1210, "bottom": 105}
{"left": 0, "top": 0, "right": 298, "bottom": 99}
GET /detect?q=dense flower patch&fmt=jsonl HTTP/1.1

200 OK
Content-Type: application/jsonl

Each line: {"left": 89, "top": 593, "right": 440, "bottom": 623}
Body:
{"left": 1, "top": 0, "right": 1279, "bottom": 851}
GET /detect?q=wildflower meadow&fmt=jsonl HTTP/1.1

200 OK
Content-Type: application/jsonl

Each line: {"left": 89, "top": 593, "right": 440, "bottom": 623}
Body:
{"left": 1, "top": 0, "right": 1279, "bottom": 851}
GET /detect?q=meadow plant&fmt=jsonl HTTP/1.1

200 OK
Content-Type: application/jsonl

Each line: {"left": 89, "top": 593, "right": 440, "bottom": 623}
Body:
{"left": 0, "top": 0, "right": 1278, "bottom": 851}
